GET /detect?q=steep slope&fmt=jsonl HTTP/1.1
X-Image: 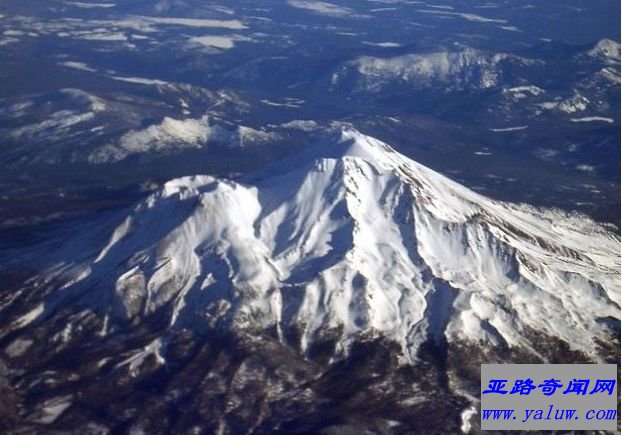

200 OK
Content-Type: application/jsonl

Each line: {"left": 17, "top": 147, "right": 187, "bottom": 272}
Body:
{"left": 4, "top": 128, "right": 618, "bottom": 363}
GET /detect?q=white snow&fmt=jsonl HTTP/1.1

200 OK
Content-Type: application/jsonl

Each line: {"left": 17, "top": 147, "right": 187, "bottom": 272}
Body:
{"left": 587, "top": 39, "right": 621, "bottom": 63}
{"left": 597, "top": 67, "right": 621, "bottom": 85}
{"left": 115, "top": 338, "right": 166, "bottom": 377}
{"left": 11, "top": 304, "right": 44, "bottom": 329}
{"left": 6, "top": 15, "right": 247, "bottom": 45}
{"left": 260, "top": 98, "right": 304, "bottom": 108}
{"left": 60, "top": 88, "right": 107, "bottom": 112}
{"left": 0, "top": 37, "right": 19, "bottom": 46}
{"left": 77, "top": 31, "right": 127, "bottom": 41}
{"left": 339, "top": 49, "right": 536, "bottom": 92}
{"left": 490, "top": 126, "right": 528, "bottom": 132}
{"left": 576, "top": 164, "right": 595, "bottom": 173}
{"left": 10, "top": 111, "right": 95, "bottom": 141}
{"left": 571, "top": 116, "right": 615, "bottom": 124}
{"left": 190, "top": 36, "right": 235, "bottom": 50}
{"left": 4, "top": 338, "right": 33, "bottom": 357}
{"left": 460, "top": 405, "right": 478, "bottom": 433}
{"left": 3, "top": 30, "right": 26, "bottom": 36}
{"left": 503, "top": 85, "right": 544, "bottom": 99}
{"left": 362, "top": 41, "right": 402, "bottom": 48}
{"left": 91, "top": 116, "right": 212, "bottom": 162}
{"left": 540, "top": 94, "right": 590, "bottom": 114}
{"left": 287, "top": 0, "right": 355, "bottom": 17}
{"left": 65, "top": 2, "right": 116, "bottom": 8}
{"left": 136, "top": 16, "right": 247, "bottom": 30}
{"left": 279, "top": 120, "right": 319, "bottom": 131}
{"left": 370, "top": 7, "right": 397, "bottom": 12}
{"left": 111, "top": 75, "right": 170, "bottom": 86}
{"left": 31, "top": 396, "right": 73, "bottom": 424}
{"left": 88, "top": 116, "right": 276, "bottom": 163}
{"left": 417, "top": 9, "right": 508, "bottom": 24}
{"left": 59, "top": 60, "right": 97, "bottom": 72}
{"left": 189, "top": 34, "right": 253, "bottom": 50}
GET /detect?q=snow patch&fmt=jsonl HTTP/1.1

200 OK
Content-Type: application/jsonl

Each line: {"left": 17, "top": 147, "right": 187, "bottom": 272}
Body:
{"left": 65, "top": 1, "right": 116, "bottom": 8}
{"left": 59, "top": 60, "right": 97, "bottom": 72}
{"left": 417, "top": 9, "right": 508, "bottom": 24}
{"left": 89, "top": 116, "right": 276, "bottom": 163}
{"left": 189, "top": 34, "right": 253, "bottom": 50}
{"left": 287, "top": 0, "right": 357, "bottom": 17}
{"left": 362, "top": 41, "right": 402, "bottom": 48}
{"left": 31, "top": 396, "right": 73, "bottom": 424}
{"left": 571, "top": 116, "right": 614, "bottom": 124}
{"left": 137, "top": 16, "right": 247, "bottom": 30}
{"left": 5, "top": 338, "right": 33, "bottom": 357}
{"left": 279, "top": 120, "right": 319, "bottom": 131}
{"left": 490, "top": 126, "right": 528, "bottom": 132}
{"left": 115, "top": 338, "right": 166, "bottom": 377}
{"left": 111, "top": 75, "right": 169, "bottom": 86}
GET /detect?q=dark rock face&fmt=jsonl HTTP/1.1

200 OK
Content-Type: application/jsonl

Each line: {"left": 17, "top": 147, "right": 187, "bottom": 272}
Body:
{"left": 0, "top": 308, "right": 615, "bottom": 434}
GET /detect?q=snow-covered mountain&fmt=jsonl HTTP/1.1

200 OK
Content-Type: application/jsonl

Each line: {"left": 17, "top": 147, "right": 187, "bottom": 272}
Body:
{"left": 327, "top": 41, "right": 620, "bottom": 130}
{"left": 5, "top": 128, "right": 618, "bottom": 357}
{"left": 331, "top": 49, "right": 539, "bottom": 93}
{"left": 0, "top": 128, "right": 618, "bottom": 432}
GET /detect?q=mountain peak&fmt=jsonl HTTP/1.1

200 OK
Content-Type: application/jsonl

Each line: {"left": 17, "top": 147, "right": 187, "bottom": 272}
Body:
{"left": 267, "top": 126, "right": 401, "bottom": 174}
{"left": 336, "top": 127, "right": 393, "bottom": 160}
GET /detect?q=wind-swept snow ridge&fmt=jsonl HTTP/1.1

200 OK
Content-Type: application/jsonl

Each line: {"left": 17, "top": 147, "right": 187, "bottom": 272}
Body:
{"left": 28, "top": 129, "right": 622, "bottom": 360}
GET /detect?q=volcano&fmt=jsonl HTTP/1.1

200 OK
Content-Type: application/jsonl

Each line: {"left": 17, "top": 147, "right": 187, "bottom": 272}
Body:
{"left": 0, "top": 128, "right": 618, "bottom": 433}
